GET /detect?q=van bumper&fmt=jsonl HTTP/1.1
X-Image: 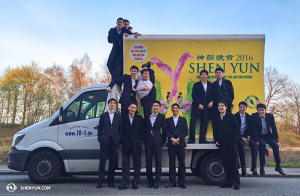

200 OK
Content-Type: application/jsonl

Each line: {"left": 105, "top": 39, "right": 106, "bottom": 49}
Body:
{"left": 7, "top": 146, "right": 30, "bottom": 172}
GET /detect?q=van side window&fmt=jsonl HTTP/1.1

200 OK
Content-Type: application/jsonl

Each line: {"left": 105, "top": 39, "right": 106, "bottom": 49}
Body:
{"left": 66, "top": 96, "right": 82, "bottom": 123}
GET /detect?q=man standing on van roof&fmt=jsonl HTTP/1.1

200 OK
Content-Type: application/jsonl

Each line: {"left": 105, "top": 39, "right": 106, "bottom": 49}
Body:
{"left": 107, "top": 17, "right": 140, "bottom": 80}
{"left": 97, "top": 98, "right": 122, "bottom": 188}
{"left": 107, "top": 65, "right": 139, "bottom": 118}
{"left": 212, "top": 68, "right": 234, "bottom": 117}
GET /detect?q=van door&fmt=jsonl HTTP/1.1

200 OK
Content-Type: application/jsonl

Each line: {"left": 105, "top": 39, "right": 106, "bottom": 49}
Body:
{"left": 58, "top": 90, "right": 108, "bottom": 172}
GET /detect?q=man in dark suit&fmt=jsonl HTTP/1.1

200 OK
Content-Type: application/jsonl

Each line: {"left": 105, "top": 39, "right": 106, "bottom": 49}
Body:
{"left": 117, "top": 103, "right": 145, "bottom": 190}
{"left": 188, "top": 70, "right": 213, "bottom": 144}
{"left": 212, "top": 100, "right": 240, "bottom": 190}
{"left": 107, "top": 17, "right": 139, "bottom": 80}
{"left": 234, "top": 101, "right": 258, "bottom": 176}
{"left": 97, "top": 98, "right": 123, "bottom": 188}
{"left": 107, "top": 65, "right": 139, "bottom": 118}
{"left": 252, "top": 103, "right": 286, "bottom": 176}
{"left": 144, "top": 101, "right": 167, "bottom": 189}
{"left": 212, "top": 68, "right": 234, "bottom": 117}
{"left": 165, "top": 103, "right": 188, "bottom": 189}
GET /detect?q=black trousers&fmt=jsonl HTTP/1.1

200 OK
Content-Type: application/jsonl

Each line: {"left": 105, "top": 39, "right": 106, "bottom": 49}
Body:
{"left": 149, "top": 69, "right": 156, "bottom": 101}
{"left": 121, "top": 143, "right": 142, "bottom": 185}
{"left": 140, "top": 95, "right": 153, "bottom": 119}
{"left": 189, "top": 109, "right": 209, "bottom": 142}
{"left": 237, "top": 137, "right": 257, "bottom": 168}
{"left": 168, "top": 144, "right": 186, "bottom": 185}
{"left": 222, "top": 158, "right": 240, "bottom": 186}
{"left": 107, "top": 49, "right": 123, "bottom": 80}
{"left": 98, "top": 137, "right": 118, "bottom": 184}
{"left": 145, "top": 136, "right": 162, "bottom": 184}
{"left": 258, "top": 135, "right": 281, "bottom": 166}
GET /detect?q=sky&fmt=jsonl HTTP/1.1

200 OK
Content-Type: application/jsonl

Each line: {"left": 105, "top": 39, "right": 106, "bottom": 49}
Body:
{"left": 0, "top": 0, "right": 299, "bottom": 83}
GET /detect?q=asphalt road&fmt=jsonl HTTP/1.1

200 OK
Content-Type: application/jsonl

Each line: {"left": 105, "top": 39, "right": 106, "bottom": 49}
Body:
{"left": 0, "top": 175, "right": 299, "bottom": 196}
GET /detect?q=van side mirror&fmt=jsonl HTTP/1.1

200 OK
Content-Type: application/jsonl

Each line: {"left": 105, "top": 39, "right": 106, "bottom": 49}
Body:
{"left": 59, "top": 107, "right": 64, "bottom": 123}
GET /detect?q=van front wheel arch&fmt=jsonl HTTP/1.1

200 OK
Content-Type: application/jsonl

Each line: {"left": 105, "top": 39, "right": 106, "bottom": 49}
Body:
{"left": 27, "top": 151, "right": 61, "bottom": 184}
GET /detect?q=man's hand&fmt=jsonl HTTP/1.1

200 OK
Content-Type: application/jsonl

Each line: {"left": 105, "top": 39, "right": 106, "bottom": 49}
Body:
{"left": 199, "top": 104, "right": 204, "bottom": 110}
{"left": 132, "top": 88, "right": 137, "bottom": 92}
{"left": 208, "top": 101, "right": 213, "bottom": 108}
{"left": 162, "top": 143, "right": 166, "bottom": 147}
{"left": 124, "top": 33, "right": 129, "bottom": 37}
{"left": 107, "top": 87, "right": 111, "bottom": 93}
{"left": 277, "top": 142, "right": 281, "bottom": 147}
{"left": 216, "top": 141, "right": 220, "bottom": 146}
{"left": 134, "top": 33, "right": 139, "bottom": 38}
{"left": 171, "top": 138, "right": 179, "bottom": 145}
{"left": 242, "top": 137, "right": 249, "bottom": 145}
{"left": 256, "top": 142, "right": 259, "bottom": 146}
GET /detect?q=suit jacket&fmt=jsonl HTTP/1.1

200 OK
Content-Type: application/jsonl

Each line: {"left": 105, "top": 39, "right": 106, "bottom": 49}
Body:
{"left": 234, "top": 112, "right": 257, "bottom": 141}
{"left": 107, "top": 27, "right": 132, "bottom": 67}
{"left": 212, "top": 78, "right": 234, "bottom": 106}
{"left": 144, "top": 113, "right": 167, "bottom": 145}
{"left": 166, "top": 116, "right": 188, "bottom": 147}
{"left": 97, "top": 112, "right": 122, "bottom": 145}
{"left": 109, "top": 74, "right": 137, "bottom": 104}
{"left": 121, "top": 114, "right": 145, "bottom": 154}
{"left": 191, "top": 81, "right": 213, "bottom": 117}
{"left": 251, "top": 112, "right": 278, "bottom": 142}
{"left": 212, "top": 113, "right": 240, "bottom": 159}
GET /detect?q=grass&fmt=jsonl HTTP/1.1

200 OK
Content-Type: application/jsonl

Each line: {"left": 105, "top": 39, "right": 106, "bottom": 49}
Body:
{"left": 0, "top": 123, "right": 21, "bottom": 128}
{"left": 266, "top": 163, "right": 300, "bottom": 168}
{"left": 278, "top": 131, "right": 300, "bottom": 148}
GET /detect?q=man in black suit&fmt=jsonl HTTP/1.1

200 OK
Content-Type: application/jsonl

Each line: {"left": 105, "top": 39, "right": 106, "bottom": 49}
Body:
{"left": 165, "top": 103, "right": 188, "bottom": 189}
{"left": 212, "top": 101, "right": 240, "bottom": 190}
{"left": 107, "top": 65, "right": 139, "bottom": 118}
{"left": 188, "top": 70, "right": 213, "bottom": 144}
{"left": 118, "top": 103, "right": 145, "bottom": 190}
{"left": 252, "top": 103, "right": 286, "bottom": 176}
{"left": 144, "top": 101, "right": 167, "bottom": 189}
{"left": 107, "top": 17, "right": 139, "bottom": 80}
{"left": 97, "top": 98, "right": 123, "bottom": 188}
{"left": 212, "top": 68, "right": 234, "bottom": 117}
{"left": 234, "top": 101, "right": 258, "bottom": 176}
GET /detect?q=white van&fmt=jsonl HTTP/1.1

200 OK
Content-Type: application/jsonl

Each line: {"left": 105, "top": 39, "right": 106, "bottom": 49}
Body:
{"left": 8, "top": 83, "right": 260, "bottom": 185}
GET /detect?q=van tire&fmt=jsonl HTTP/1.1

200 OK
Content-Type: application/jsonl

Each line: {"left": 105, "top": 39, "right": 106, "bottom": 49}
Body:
{"left": 27, "top": 151, "right": 61, "bottom": 184}
{"left": 200, "top": 153, "right": 226, "bottom": 185}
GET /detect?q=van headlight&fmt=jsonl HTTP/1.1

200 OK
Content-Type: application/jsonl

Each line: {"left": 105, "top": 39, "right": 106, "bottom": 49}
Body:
{"left": 12, "top": 133, "right": 25, "bottom": 147}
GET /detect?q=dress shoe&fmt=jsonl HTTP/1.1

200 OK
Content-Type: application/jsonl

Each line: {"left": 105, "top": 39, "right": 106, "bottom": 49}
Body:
{"left": 117, "top": 184, "right": 129, "bottom": 190}
{"left": 179, "top": 184, "right": 186, "bottom": 189}
{"left": 260, "top": 167, "right": 265, "bottom": 176}
{"left": 132, "top": 181, "right": 138, "bottom": 190}
{"left": 275, "top": 165, "right": 286, "bottom": 175}
{"left": 241, "top": 166, "right": 247, "bottom": 177}
{"left": 233, "top": 184, "right": 240, "bottom": 190}
{"left": 147, "top": 183, "right": 153, "bottom": 188}
{"left": 199, "top": 140, "right": 209, "bottom": 144}
{"left": 142, "top": 61, "right": 151, "bottom": 69}
{"left": 153, "top": 183, "right": 159, "bottom": 189}
{"left": 251, "top": 167, "right": 258, "bottom": 176}
{"left": 108, "top": 183, "right": 115, "bottom": 188}
{"left": 187, "top": 140, "right": 195, "bottom": 144}
{"left": 165, "top": 183, "right": 177, "bottom": 188}
{"left": 96, "top": 182, "right": 102, "bottom": 188}
{"left": 219, "top": 184, "right": 232, "bottom": 188}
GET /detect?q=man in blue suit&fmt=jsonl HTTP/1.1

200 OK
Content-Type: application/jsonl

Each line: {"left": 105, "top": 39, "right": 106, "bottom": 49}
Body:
{"left": 252, "top": 103, "right": 285, "bottom": 176}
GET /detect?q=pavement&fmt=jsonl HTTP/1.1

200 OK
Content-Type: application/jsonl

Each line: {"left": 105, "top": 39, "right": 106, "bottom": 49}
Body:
{"left": 1, "top": 165, "right": 300, "bottom": 177}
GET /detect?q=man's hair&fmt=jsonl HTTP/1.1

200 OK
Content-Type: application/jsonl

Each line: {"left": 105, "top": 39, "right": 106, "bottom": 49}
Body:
{"left": 239, "top": 101, "right": 248, "bottom": 108}
{"left": 200, "top": 70, "right": 208, "bottom": 75}
{"left": 128, "top": 102, "right": 138, "bottom": 108}
{"left": 172, "top": 103, "right": 180, "bottom": 109}
{"left": 256, "top": 103, "right": 266, "bottom": 110}
{"left": 108, "top": 98, "right": 117, "bottom": 104}
{"left": 128, "top": 27, "right": 133, "bottom": 30}
{"left": 215, "top": 68, "right": 224, "bottom": 73}
{"left": 218, "top": 100, "right": 228, "bottom": 107}
{"left": 153, "top": 100, "right": 161, "bottom": 107}
{"left": 141, "top": 69, "right": 149, "bottom": 75}
{"left": 130, "top": 65, "right": 139, "bottom": 72}
{"left": 116, "top": 17, "right": 124, "bottom": 22}
{"left": 123, "top": 19, "right": 130, "bottom": 23}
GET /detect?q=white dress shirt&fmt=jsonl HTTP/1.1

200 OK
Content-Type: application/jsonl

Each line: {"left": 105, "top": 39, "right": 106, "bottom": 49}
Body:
{"left": 131, "top": 76, "right": 136, "bottom": 88}
{"left": 219, "top": 79, "right": 222, "bottom": 87}
{"left": 261, "top": 115, "right": 268, "bottom": 134}
{"left": 240, "top": 113, "right": 246, "bottom": 134}
{"left": 173, "top": 115, "right": 179, "bottom": 127}
{"left": 129, "top": 114, "right": 134, "bottom": 125}
{"left": 201, "top": 81, "right": 207, "bottom": 92}
{"left": 150, "top": 113, "right": 158, "bottom": 127}
{"left": 220, "top": 112, "right": 226, "bottom": 120}
{"left": 136, "top": 73, "right": 153, "bottom": 99}
{"left": 108, "top": 111, "right": 115, "bottom": 124}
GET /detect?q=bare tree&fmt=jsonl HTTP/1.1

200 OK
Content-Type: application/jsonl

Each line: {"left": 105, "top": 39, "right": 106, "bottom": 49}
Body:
{"left": 95, "top": 60, "right": 112, "bottom": 84}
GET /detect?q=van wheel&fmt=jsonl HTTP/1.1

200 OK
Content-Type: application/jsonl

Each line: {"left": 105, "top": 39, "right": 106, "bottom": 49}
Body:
{"left": 27, "top": 151, "right": 61, "bottom": 184}
{"left": 200, "top": 153, "right": 226, "bottom": 185}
